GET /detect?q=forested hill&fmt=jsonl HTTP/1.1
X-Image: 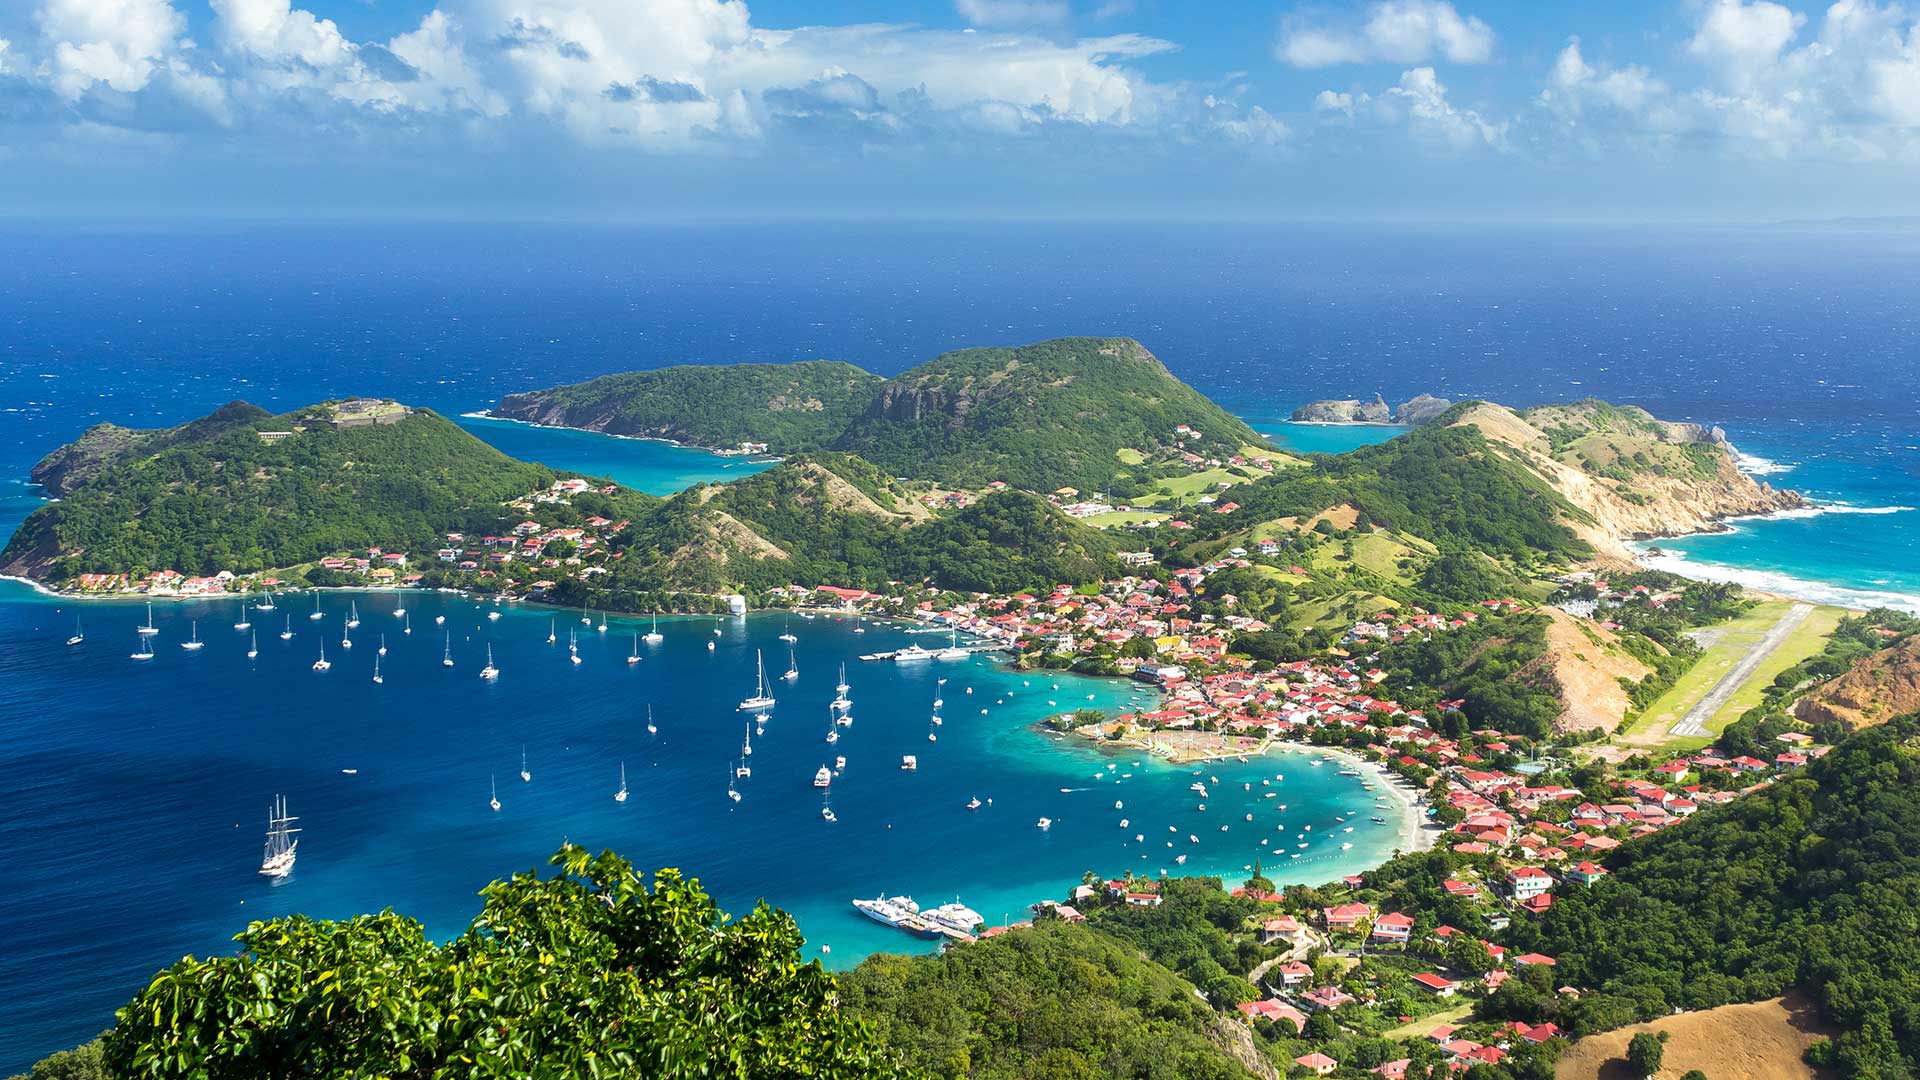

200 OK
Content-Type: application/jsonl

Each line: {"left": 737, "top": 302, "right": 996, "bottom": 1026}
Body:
{"left": 2, "top": 401, "right": 562, "bottom": 582}
{"left": 832, "top": 337, "right": 1268, "bottom": 493}
{"left": 1509, "top": 712, "right": 1920, "bottom": 1076}
{"left": 27, "top": 400, "right": 274, "bottom": 497}
{"left": 493, "top": 360, "right": 884, "bottom": 452}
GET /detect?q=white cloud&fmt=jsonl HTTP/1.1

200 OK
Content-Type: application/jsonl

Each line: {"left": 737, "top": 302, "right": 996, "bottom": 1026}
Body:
{"left": 36, "top": 0, "right": 186, "bottom": 98}
{"left": 1687, "top": 0, "right": 1804, "bottom": 90}
{"left": 954, "top": 0, "right": 1071, "bottom": 29}
{"left": 1313, "top": 89, "right": 1355, "bottom": 116}
{"left": 1542, "top": 37, "right": 1670, "bottom": 119}
{"left": 1279, "top": 0, "right": 1494, "bottom": 68}
{"left": 211, "top": 0, "right": 353, "bottom": 68}
{"left": 1382, "top": 66, "right": 1503, "bottom": 147}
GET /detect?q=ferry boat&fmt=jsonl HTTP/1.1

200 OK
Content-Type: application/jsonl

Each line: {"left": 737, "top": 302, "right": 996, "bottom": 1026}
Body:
{"left": 851, "top": 895, "right": 936, "bottom": 936}
{"left": 813, "top": 765, "right": 833, "bottom": 788}
{"left": 893, "top": 643, "right": 933, "bottom": 663}
{"left": 922, "top": 901, "right": 985, "bottom": 938}
{"left": 738, "top": 650, "right": 776, "bottom": 711}
{"left": 258, "top": 795, "right": 300, "bottom": 877}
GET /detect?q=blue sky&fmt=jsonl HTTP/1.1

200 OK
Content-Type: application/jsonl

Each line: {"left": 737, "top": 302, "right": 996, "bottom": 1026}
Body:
{"left": 2, "top": 0, "right": 1917, "bottom": 220}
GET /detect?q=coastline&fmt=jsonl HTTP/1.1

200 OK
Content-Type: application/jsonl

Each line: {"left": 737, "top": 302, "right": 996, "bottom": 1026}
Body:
{"left": 458, "top": 410, "right": 783, "bottom": 464}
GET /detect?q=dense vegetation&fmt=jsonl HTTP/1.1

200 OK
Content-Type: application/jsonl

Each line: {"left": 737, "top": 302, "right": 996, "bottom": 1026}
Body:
{"left": 3, "top": 405, "right": 563, "bottom": 582}
{"left": 92, "top": 846, "right": 900, "bottom": 1079}
{"left": 27, "top": 401, "right": 274, "bottom": 497}
{"left": 832, "top": 337, "right": 1267, "bottom": 494}
{"left": 1377, "top": 612, "right": 1569, "bottom": 738}
{"left": 1717, "top": 607, "right": 1920, "bottom": 755}
{"left": 840, "top": 917, "right": 1258, "bottom": 1080}
{"left": 494, "top": 361, "right": 884, "bottom": 451}
{"left": 1502, "top": 713, "right": 1920, "bottom": 1077}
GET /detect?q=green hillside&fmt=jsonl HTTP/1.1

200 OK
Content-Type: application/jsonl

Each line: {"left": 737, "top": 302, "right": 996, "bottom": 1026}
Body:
{"left": 831, "top": 337, "right": 1268, "bottom": 493}
{"left": 1504, "top": 712, "right": 1920, "bottom": 1077}
{"left": 2, "top": 401, "right": 560, "bottom": 581}
{"left": 27, "top": 400, "right": 275, "bottom": 497}
{"left": 494, "top": 360, "right": 883, "bottom": 451}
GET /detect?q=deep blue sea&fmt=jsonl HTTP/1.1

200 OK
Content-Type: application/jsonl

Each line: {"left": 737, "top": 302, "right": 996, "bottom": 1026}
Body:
{"left": 1, "top": 221, "right": 1917, "bottom": 1068}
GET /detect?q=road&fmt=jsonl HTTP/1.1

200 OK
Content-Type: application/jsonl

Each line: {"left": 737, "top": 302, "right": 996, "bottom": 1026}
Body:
{"left": 1669, "top": 603, "right": 1814, "bottom": 738}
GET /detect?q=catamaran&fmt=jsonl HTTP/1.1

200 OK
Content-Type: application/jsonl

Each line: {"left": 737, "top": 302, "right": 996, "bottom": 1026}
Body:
{"left": 258, "top": 795, "right": 299, "bottom": 877}
{"left": 131, "top": 632, "right": 154, "bottom": 661}
{"left": 312, "top": 639, "right": 331, "bottom": 672}
{"left": 480, "top": 644, "right": 499, "bottom": 680}
{"left": 490, "top": 775, "right": 501, "bottom": 812}
{"left": 66, "top": 617, "right": 84, "bottom": 646}
{"left": 255, "top": 592, "right": 276, "bottom": 612}
{"left": 138, "top": 602, "right": 159, "bottom": 636}
{"left": 309, "top": 593, "right": 323, "bottom": 621}
{"left": 778, "top": 621, "right": 797, "bottom": 643}
{"left": 936, "top": 630, "right": 968, "bottom": 661}
{"left": 736, "top": 758, "right": 752, "bottom": 779}
{"left": 738, "top": 650, "right": 776, "bottom": 711}
{"left": 280, "top": 614, "right": 294, "bottom": 641}
{"left": 247, "top": 630, "right": 258, "bottom": 659}
{"left": 783, "top": 646, "right": 799, "bottom": 681}
{"left": 520, "top": 746, "right": 531, "bottom": 782}
{"left": 614, "top": 763, "right": 628, "bottom": 803}
{"left": 643, "top": 612, "right": 663, "bottom": 644}
{"left": 233, "top": 602, "right": 251, "bottom": 631}
{"left": 346, "top": 602, "right": 360, "bottom": 629}
{"left": 628, "top": 634, "right": 640, "bottom": 665}
{"left": 442, "top": 632, "right": 454, "bottom": 668}
{"left": 182, "top": 621, "right": 204, "bottom": 650}
{"left": 372, "top": 654, "right": 383, "bottom": 684}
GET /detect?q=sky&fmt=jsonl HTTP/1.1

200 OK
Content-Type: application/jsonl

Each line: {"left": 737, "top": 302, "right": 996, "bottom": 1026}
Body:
{"left": 1, "top": 0, "right": 1917, "bottom": 221}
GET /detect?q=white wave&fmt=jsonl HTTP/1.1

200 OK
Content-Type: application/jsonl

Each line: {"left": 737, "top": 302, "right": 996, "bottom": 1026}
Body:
{"left": 1633, "top": 549, "right": 1920, "bottom": 614}
{"left": 1765, "top": 502, "right": 1914, "bottom": 520}
{"left": 1732, "top": 451, "right": 1795, "bottom": 477}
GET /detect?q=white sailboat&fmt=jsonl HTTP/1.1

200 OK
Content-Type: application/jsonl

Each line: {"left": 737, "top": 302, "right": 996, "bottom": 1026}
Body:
{"left": 138, "top": 602, "right": 159, "bottom": 636}
{"left": 742, "top": 723, "right": 753, "bottom": 756}
{"left": 520, "top": 746, "right": 531, "bottom": 782}
{"left": 247, "top": 630, "right": 258, "bottom": 659}
{"left": 783, "top": 646, "right": 799, "bottom": 681}
{"left": 378, "top": 634, "right": 387, "bottom": 657}
{"left": 182, "top": 621, "right": 204, "bottom": 650}
{"left": 581, "top": 604, "right": 592, "bottom": 626}
{"left": 853, "top": 617, "right": 866, "bottom": 635}
{"left": 442, "top": 632, "right": 454, "bottom": 668}
{"left": 728, "top": 768, "right": 742, "bottom": 803}
{"left": 340, "top": 623, "right": 352, "bottom": 650}
{"left": 597, "top": 611, "right": 608, "bottom": 634}
{"left": 569, "top": 628, "right": 582, "bottom": 665}
{"left": 66, "top": 617, "right": 84, "bottom": 646}
{"left": 233, "top": 602, "right": 251, "bottom": 631}
{"left": 628, "top": 634, "right": 640, "bottom": 665}
{"left": 480, "top": 643, "right": 499, "bottom": 680}
{"left": 778, "top": 621, "right": 797, "bottom": 643}
{"left": 256, "top": 592, "right": 276, "bottom": 612}
{"left": 614, "top": 763, "right": 628, "bottom": 803}
{"left": 643, "top": 612, "right": 663, "bottom": 644}
{"left": 404, "top": 612, "right": 412, "bottom": 635}
{"left": 280, "top": 614, "right": 294, "bottom": 641}
{"left": 490, "top": 775, "right": 501, "bottom": 812}
{"left": 131, "top": 632, "right": 154, "bottom": 661}
{"left": 346, "top": 602, "right": 360, "bottom": 629}
{"left": 738, "top": 650, "right": 776, "bottom": 710}
{"left": 825, "top": 707, "right": 840, "bottom": 745}
{"left": 936, "top": 630, "right": 968, "bottom": 661}
{"left": 646, "top": 704, "right": 658, "bottom": 735}
{"left": 434, "top": 614, "right": 445, "bottom": 626}
{"left": 392, "top": 596, "right": 406, "bottom": 619}
{"left": 309, "top": 593, "right": 323, "bottom": 621}
{"left": 312, "top": 639, "right": 331, "bottom": 672}
{"left": 547, "top": 618, "right": 557, "bottom": 644}
{"left": 372, "top": 653, "right": 383, "bottom": 684}
{"left": 835, "top": 662, "right": 851, "bottom": 696}
{"left": 258, "top": 795, "right": 299, "bottom": 877}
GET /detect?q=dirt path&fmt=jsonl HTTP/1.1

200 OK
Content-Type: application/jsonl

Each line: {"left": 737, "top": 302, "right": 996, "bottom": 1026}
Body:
{"left": 1669, "top": 603, "right": 1812, "bottom": 739}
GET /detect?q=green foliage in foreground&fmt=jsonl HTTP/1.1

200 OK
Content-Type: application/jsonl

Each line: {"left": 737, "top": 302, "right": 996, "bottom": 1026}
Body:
{"left": 101, "top": 846, "right": 902, "bottom": 1080}
{"left": 1501, "top": 713, "right": 1920, "bottom": 1078}
{"left": 4, "top": 408, "right": 562, "bottom": 582}
{"left": 839, "top": 918, "right": 1258, "bottom": 1080}
{"left": 495, "top": 361, "right": 885, "bottom": 452}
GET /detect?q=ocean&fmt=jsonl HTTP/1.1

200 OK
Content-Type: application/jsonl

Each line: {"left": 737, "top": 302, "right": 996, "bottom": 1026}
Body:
{"left": 1, "top": 221, "right": 1916, "bottom": 1068}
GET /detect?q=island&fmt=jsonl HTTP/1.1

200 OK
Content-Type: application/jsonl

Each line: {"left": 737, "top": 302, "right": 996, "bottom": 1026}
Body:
{"left": 20, "top": 337, "right": 1920, "bottom": 1080}
{"left": 1290, "top": 392, "right": 1454, "bottom": 425}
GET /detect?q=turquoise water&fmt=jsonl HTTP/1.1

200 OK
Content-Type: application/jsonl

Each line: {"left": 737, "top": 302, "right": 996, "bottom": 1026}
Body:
{"left": 455, "top": 414, "right": 774, "bottom": 494}
{"left": 1258, "top": 421, "right": 1408, "bottom": 457}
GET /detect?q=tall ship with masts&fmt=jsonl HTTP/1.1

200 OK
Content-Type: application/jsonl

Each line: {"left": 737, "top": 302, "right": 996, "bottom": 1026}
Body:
{"left": 259, "top": 795, "right": 300, "bottom": 877}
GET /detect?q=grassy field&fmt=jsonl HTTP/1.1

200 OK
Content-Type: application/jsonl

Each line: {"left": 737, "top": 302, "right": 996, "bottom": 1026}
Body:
{"left": 1623, "top": 601, "right": 1846, "bottom": 748}
{"left": 1307, "top": 531, "right": 1431, "bottom": 585}
{"left": 1383, "top": 1003, "right": 1473, "bottom": 1041}
{"left": 1079, "top": 509, "right": 1171, "bottom": 529}
{"left": 1555, "top": 996, "right": 1833, "bottom": 1080}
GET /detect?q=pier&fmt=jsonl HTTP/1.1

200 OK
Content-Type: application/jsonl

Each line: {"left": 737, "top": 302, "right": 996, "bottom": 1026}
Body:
{"left": 857, "top": 644, "right": 1007, "bottom": 662}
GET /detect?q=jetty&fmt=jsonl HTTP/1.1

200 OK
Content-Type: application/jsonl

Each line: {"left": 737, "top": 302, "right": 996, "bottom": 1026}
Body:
{"left": 858, "top": 644, "right": 1006, "bottom": 662}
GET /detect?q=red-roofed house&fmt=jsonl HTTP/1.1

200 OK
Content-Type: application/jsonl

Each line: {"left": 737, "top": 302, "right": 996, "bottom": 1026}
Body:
{"left": 1237, "top": 999, "right": 1308, "bottom": 1032}
{"left": 1322, "top": 902, "right": 1374, "bottom": 930}
{"left": 1294, "top": 1052, "right": 1338, "bottom": 1076}
{"left": 1411, "top": 972, "right": 1456, "bottom": 997}
{"left": 1370, "top": 911, "right": 1415, "bottom": 943}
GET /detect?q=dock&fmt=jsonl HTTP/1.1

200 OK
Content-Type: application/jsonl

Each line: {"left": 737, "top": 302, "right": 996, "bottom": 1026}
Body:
{"left": 858, "top": 645, "right": 1006, "bottom": 662}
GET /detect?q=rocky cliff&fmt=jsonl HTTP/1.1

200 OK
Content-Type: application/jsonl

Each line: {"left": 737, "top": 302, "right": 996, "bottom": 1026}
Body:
{"left": 1289, "top": 393, "right": 1454, "bottom": 425}
{"left": 1795, "top": 636, "right": 1920, "bottom": 730}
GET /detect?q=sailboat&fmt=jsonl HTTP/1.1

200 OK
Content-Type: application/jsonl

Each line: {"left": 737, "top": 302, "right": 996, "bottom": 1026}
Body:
{"left": 346, "top": 602, "right": 360, "bottom": 629}
{"left": 581, "top": 604, "right": 592, "bottom": 626}
{"left": 930, "top": 685, "right": 942, "bottom": 727}
{"left": 182, "top": 621, "right": 204, "bottom": 650}
{"left": 247, "top": 630, "right": 258, "bottom": 659}
{"left": 738, "top": 650, "right": 776, "bottom": 710}
{"left": 547, "top": 619, "right": 557, "bottom": 644}
{"left": 480, "top": 644, "right": 499, "bottom": 680}
{"left": 256, "top": 592, "right": 276, "bottom": 612}
{"left": 392, "top": 596, "right": 406, "bottom": 619}
{"left": 434, "top": 614, "right": 445, "bottom": 626}
{"left": 233, "top": 602, "right": 251, "bottom": 631}
{"left": 280, "top": 614, "right": 294, "bottom": 641}
{"left": 742, "top": 723, "right": 753, "bottom": 757}
{"left": 628, "top": 634, "right": 640, "bottom": 665}
{"left": 312, "top": 639, "right": 331, "bottom": 672}
{"left": 568, "top": 628, "right": 582, "bottom": 665}
{"left": 372, "top": 653, "right": 383, "bottom": 684}
{"left": 835, "top": 662, "right": 851, "bottom": 696}
{"left": 519, "top": 746, "right": 530, "bottom": 783}
{"left": 778, "top": 620, "right": 797, "bottom": 643}
{"left": 643, "top": 612, "right": 663, "bottom": 644}
{"left": 138, "top": 602, "right": 159, "bottom": 636}
{"left": 936, "top": 629, "right": 968, "bottom": 661}
{"left": 597, "top": 610, "right": 608, "bottom": 634}
{"left": 309, "top": 593, "right": 323, "bottom": 621}
{"left": 258, "top": 795, "right": 299, "bottom": 877}
{"left": 403, "top": 612, "right": 412, "bottom": 635}
{"left": 614, "top": 763, "right": 628, "bottom": 803}
{"left": 783, "top": 646, "right": 799, "bottom": 681}
{"left": 377, "top": 634, "right": 387, "bottom": 657}
{"left": 727, "top": 768, "right": 742, "bottom": 803}
{"left": 490, "top": 775, "right": 501, "bottom": 812}
{"left": 131, "top": 632, "right": 154, "bottom": 661}
{"left": 66, "top": 617, "right": 83, "bottom": 646}
{"left": 853, "top": 617, "right": 866, "bottom": 635}
{"left": 646, "top": 705, "right": 657, "bottom": 735}
{"left": 736, "top": 758, "right": 752, "bottom": 779}
{"left": 442, "top": 632, "right": 454, "bottom": 668}
{"left": 825, "top": 707, "right": 840, "bottom": 745}
{"left": 340, "top": 623, "right": 352, "bottom": 650}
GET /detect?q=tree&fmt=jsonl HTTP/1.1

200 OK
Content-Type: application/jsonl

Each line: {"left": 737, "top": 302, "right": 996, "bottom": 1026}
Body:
{"left": 1626, "top": 1031, "right": 1665, "bottom": 1077}
{"left": 103, "top": 845, "right": 902, "bottom": 1079}
{"left": 1680, "top": 1071, "right": 1710, "bottom": 1080}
